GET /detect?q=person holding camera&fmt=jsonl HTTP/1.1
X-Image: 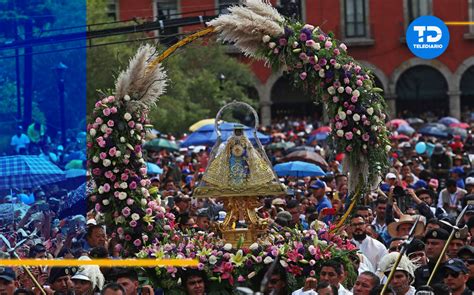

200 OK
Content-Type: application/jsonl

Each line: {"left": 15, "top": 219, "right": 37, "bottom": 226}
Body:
{"left": 437, "top": 179, "right": 467, "bottom": 217}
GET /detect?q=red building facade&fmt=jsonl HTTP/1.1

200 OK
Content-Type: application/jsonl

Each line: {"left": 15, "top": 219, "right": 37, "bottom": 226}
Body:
{"left": 115, "top": 0, "right": 474, "bottom": 125}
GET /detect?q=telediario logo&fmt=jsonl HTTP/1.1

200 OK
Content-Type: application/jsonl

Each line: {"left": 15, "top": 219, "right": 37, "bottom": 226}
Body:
{"left": 406, "top": 16, "right": 450, "bottom": 59}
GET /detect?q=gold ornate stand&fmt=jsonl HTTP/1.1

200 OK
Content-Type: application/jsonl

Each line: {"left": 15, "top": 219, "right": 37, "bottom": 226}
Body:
{"left": 217, "top": 196, "right": 269, "bottom": 247}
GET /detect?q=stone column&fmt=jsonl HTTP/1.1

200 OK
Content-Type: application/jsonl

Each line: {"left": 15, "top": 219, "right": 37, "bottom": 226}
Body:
{"left": 260, "top": 101, "right": 272, "bottom": 126}
{"left": 448, "top": 91, "right": 461, "bottom": 119}
{"left": 384, "top": 93, "right": 397, "bottom": 118}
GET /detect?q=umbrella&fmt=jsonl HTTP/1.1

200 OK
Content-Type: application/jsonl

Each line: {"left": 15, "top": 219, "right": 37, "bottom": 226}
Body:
{"left": 418, "top": 124, "right": 450, "bottom": 138}
{"left": 397, "top": 124, "right": 415, "bottom": 136}
{"left": 266, "top": 142, "right": 295, "bottom": 150}
{"left": 448, "top": 127, "right": 468, "bottom": 139}
{"left": 189, "top": 118, "right": 218, "bottom": 132}
{"left": 283, "top": 150, "right": 328, "bottom": 169}
{"left": 390, "top": 134, "right": 410, "bottom": 141}
{"left": 311, "top": 126, "right": 331, "bottom": 135}
{"left": 387, "top": 119, "right": 409, "bottom": 128}
{"left": 287, "top": 146, "right": 317, "bottom": 153}
{"left": 0, "top": 156, "right": 65, "bottom": 189}
{"left": 439, "top": 116, "right": 460, "bottom": 126}
{"left": 144, "top": 138, "right": 179, "bottom": 152}
{"left": 180, "top": 122, "right": 270, "bottom": 147}
{"left": 274, "top": 161, "right": 325, "bottom": 177}
{"left": 146, "top": 162, "right": 163, "bottom": 175}
{"left": 66, "top": 169, "right": 86, "bottom": 179}
{"left": 449, "top": 122, "right": 470, "bottom": 129}
{"left": 406, "top": 118, "right": 424, "bottom": 125}
{"left": 271, "top": 132, "right": 286, "bottom": 140}
{"left": 308, "top": 132, "right": 330, "bottom": 143}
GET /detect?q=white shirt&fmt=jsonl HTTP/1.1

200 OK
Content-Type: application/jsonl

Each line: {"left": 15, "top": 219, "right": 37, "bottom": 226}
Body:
{"left": 352, "top": 236, "right": 388, "bottom": 271}
{"left": 292, "top": 288, "right": 317, "bottom": 295}
{"left": 338, "top": 284, "right": 353, "bottom": 295}
{"left": 405, "top": 286, "right": 416, "bottom": 295}
{"left": 11, "top": 134, "right": 30, "bottom": 153}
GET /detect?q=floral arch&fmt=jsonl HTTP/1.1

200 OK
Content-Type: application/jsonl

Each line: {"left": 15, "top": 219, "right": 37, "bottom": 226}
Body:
{"left": 87, "top": 0, "right": 390, "bottom": 293}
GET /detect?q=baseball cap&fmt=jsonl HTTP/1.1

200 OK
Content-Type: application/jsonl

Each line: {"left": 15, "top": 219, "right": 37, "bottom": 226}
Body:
{"left": 49, "top": 267, "right": 76, "bottom": 284}
{"left": 310, "top": 180, "right": 326, "bottom": 189}
{"left": 386, "top": 173, "right": 397, "bottom": 180}
{"left": 457, "top": 245, "right": 474, "bottom": 258}
{"left": 449, "top": 167, "right": 464, "bottom": 175}
{"left": 441, "top": 258, "right": 469, "bottom": 273}
{"left": 424, "top": 228, "right": 450, "bottom": 241}
{"left": 466, "top": 177, "right": 474, "bottom": 186}
{"left": 0, "top": 267, "right": 16, "bottom": 282}
{"left": 413, "top": 180, "right": 428, "bottom": 190}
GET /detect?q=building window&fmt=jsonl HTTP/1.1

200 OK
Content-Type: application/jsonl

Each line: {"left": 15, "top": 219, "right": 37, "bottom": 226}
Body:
{"left": 405, "top": 0, "right": 432, "bottom": 24}
{"left": 343, "top": 0, "right": 367, "bottom": 38}
{"left": 106, "top": 0, "right": 118, "bottom": 20}
{"left": 217, "top": 0, "right": 240, "bottom": 14}
{"left": 156, "top": 0, "right": 179, "bottom": 45}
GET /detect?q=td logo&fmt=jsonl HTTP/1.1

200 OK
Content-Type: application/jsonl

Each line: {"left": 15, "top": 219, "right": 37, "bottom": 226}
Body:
{"left": 406, "top": 16, "right": 450, "bottom": 59}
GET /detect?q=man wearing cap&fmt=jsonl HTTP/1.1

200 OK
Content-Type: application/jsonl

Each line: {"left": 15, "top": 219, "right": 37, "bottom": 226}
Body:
{"left": 457, "top": 245, "right": 474, "bottom": 290}
{"left": 406, "top": 239, "right": 427, "bottom": 267}
{"left": 465, "top": 177, "right": 474, "bottom": 194}
{"left": 450, "top": 167, "right": 465, "bottom": 189}
{"left": 310, "top": 180, "right": 332, "bottom": 214}
{"left": 448, "top": 229, "right": 469, "bottom": 259}
{"left": 441, "top": 258, "right": 472, "bottom": 295}
{"left": 49, "top": 267, "right": 74, "bottom": 294}
{"left": 437, "top": 179, "right": 467, "bottom": 217}
{"left": 0, "top": 267, "right": 18, "bottom": 295}
{"left": 413, "top": 228, "right": 450, "bottom": 288}
{"left": 385, "top": 173, "right": 398, "bottom": 188}
{"left": 378, "top": 253, "right": 416, "bottom": 295}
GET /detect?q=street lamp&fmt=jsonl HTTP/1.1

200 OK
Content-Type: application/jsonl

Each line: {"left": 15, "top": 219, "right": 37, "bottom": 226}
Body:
{"left": 52, "top": 62, "right": 68, "bottom": 147}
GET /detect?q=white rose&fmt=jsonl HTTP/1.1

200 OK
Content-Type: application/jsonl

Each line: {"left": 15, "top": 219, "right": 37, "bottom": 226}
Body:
{"left": 223, "top": 243, "right": 233, "bottom": 251}
{"left": 118, "top": 192, "right": 127, "bottom": 200}
{"left": 141, "top": 199, "right": 147, "bottom": 206}
{"left": 89, "top": 129, "right": 96, "bottom": 137}
{"left": 100, "top": 124, "right": 107, "bottom": 133}
{"left": 249, "top": 243, "right": 259, "bottom": 251}
{"left": 124, "top": 95, "right": 131, "bottom": 101}
{"left": 280, "top": 260, "right": 288, "bottom": 268}
{"left": 209, "top": 255, "right": 217, "bottom": 265}
{"left": 352, "top": 90, "right": 360, "bottom": 98}
{"left": 103, "top": 159, "right": 111, "bottom": 167}
{"left": 338, "top": 111, "right": 346, "bottom": 120}
{"left": 115, "top": 150, "right": 121, "bottom": 157}
{"left": 353, "top": 114, "right": 361, "bottom": 122}
{"left": 327, "top": 86, "right": 335, "bottom": 95}
{"left": 318, "top": 69, "right": 325, "bottom": 78}
{"left": 268, "top": 42, "right": 276, "bottom": 49}
{"left": 363, "top": 144, "right": 367, "bottom": 149}
{"left": 337, "top": 87, "right": 344, "bottom": 94}
{"left": 102, "top": 199, "right": 109, "bottom": 205}
{"left": 356, "top": 129, "right": 361, "bottom": 135}
{"left": 163, "top": 225, "right": 171, "bottom": 231}
{"left": 130, "top": 130, "right": 135, "bottom": 135}
{"left": 131, "top": 213, "right": 140, "bottom": 221}
{"left": 92, "top": 156, "right": 99, "bottom": 163}
{"left": 335, "top": 63, "right": 341, "bottom": 69}
{"left": 336, "top": 130, "right": 344, "bottom": 137}
{"left": 120, "top": 182, "right": 128, "bottom": 189}
{"left": 292, "top": 41, "right": 299, "bottom": 48}
{"left": 124, "top": 113, "right": 132, "bottom": 121}
{"left": 264, "top": 256, "right": 274, "bottom": 264}
{"left": 385, "top": 145, "right": 392, "bottom": 152}
{"left": 314, "top": 42, "right": 321, "bottom": 50}
{"left": 262, "top": 35, "right": 271, "bottom": 43}
{"left": 367, "top": 107, "right": 374, "bottom": 115}
{"left": 98, "top": 186, "right": 104, "bottom": 194}
{"left": 120, "top": 137, "right": 126, "bottom": 143}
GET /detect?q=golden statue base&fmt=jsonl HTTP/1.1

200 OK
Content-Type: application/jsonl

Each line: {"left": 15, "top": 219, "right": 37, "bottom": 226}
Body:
{"left": 217, "top": 196, "right": 268, "bottom": 247}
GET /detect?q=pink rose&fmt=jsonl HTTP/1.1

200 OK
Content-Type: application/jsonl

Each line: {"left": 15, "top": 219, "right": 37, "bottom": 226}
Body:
{"left": 319, "top": 35, "right": 325, "bottom": 41}
{"left": 121, "top": 174, "right": 129, "bottom": 181}
{"left": 356, "top": 79, "right": 363, "bottom": 87}
{"left": 351, "top": 96, "right": 358, "bottom": 103}
{"left": 325, "top": 40, "right": 332, "bottom": 49}
{"left": 299, "top": 33, "right": 308, "bottom": 41}
{"left": 95, "top": 117, "right": 103, "bottom": 124}
{"left": 130, "top": 220, "right": 137, "bottom": 228}
{"left": 109, "top": 147, "right": 117, "bottom": 157}
{"left": 100, "top": 152, "right": 107, "bottom": 160}
{"left": 334, "top": 48, "right": 340, "bottom": 55}
{"left": 122, "top": 207, "right": 131, "bottom": 217}
{"left": 103, "top": 183, "right": 111, "bottom": 192}
{"left": 133, "top": 239, "right": 141, "bottom": 247}
{"left": 95, "top": 203, "right": 101, "bottom": 212}
{"left": 345, "top": 132, "right": 353, "bottom": 140}
{"left": 330, "top": 59, "right": 336, "bottom": 65}
{"left": 362, "top": 133, "right": 370, "bottom": 141}
{"left": 105, "top": 171, "right": 113, "bottom": 179}
{"left": 273, "top": 48, "right": 279, "bottom": 54}
{"left": 126, "top": 199, "right": 134, "bottom": 206}
{"left": 93, "top": 168, "right": 101, "bottom": 176}
{"left": 299, "top": 72, "right": 307, "bottom": 80}
{"left": 346, "top": 145, "right": 353, "bottom": 152}
{"left": 335, "top": 122, "right": 343, "bottom": 129}
{"left": 345, "top": 86, "right": 352, "bottom": 94}
{"left": 313, "top": 64, "right": 321, "bottom": 71}
{"left": 103, "top": 108, "right": 111, "bottom": 116}
{"left": 125, "top": 235, "right": 132, "bottom": 241}
{"left": 238, "top": 275, "right": 245, "bottom": 282}
{"left": 128, "top": 121, "right": 135, "bottom": 128}
{"left": 110, "top": 107, "right": 118, "bottom": 114}
{"left": 342, "top": 120, "right": 348, "bottom": 127}
{"left": 147, "top": 224, "right": 153, "bottom": 231}
{"left": 332, "top": 96, "right": 339, "bottom": 103}
{"left": 117, "top": 227, "right": 124, "bottom": 235}
{"left": 279, "top": 38, "right": 287, "bottom": 46}
{"left": 344, "top": 77, "right": 350, "bottom": 85}
{"left": 129, "top": 181, "right": 137, "bottom": 190}
{"left": 146, "top": 208, "right": 153, "bottom": 215}
{"left": 140, "top": 167, "right": 147, "bottom": 175}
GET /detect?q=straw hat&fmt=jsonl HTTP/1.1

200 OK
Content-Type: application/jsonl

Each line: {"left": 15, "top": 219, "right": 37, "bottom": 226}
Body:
{"left": 387, "top": 215, "right": 425, "bottom": 238}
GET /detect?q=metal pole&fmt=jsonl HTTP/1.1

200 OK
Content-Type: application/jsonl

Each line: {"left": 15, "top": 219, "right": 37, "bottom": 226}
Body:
{"left": 57, "top": 76, "right": 66, "bottom": 147}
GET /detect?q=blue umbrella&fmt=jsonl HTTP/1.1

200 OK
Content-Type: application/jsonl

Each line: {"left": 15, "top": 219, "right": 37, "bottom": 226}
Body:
{"left": 0, "top": 156, "right": 65, "bottom": 189}
{"left": 308, "top": 132, "right": 330, "bottom": 143}
{"left": 397, "top": 124, "right": 415, "bottom": 135}
{"left": 439, "top": 117, "right": 460, "bottom": 126}
{"left": 146, "top": 162, "right": 163, "bottom": 175}
{"left": 64, "top": 151, "right": 86, "bottom": 163}
{"left": 419, "top": 124, "right": 450, "bottom": 138}
{"left": 274, "top": 161, "right": 325, "bottom": 177}
{"left": 180, "top": 122, "right": 270, "bottom": 147}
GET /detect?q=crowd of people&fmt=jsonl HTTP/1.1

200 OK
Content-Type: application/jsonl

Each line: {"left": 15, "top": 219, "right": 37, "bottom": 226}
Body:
{"left": 1, "top": 115, "right": 474, "bottom": 295}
